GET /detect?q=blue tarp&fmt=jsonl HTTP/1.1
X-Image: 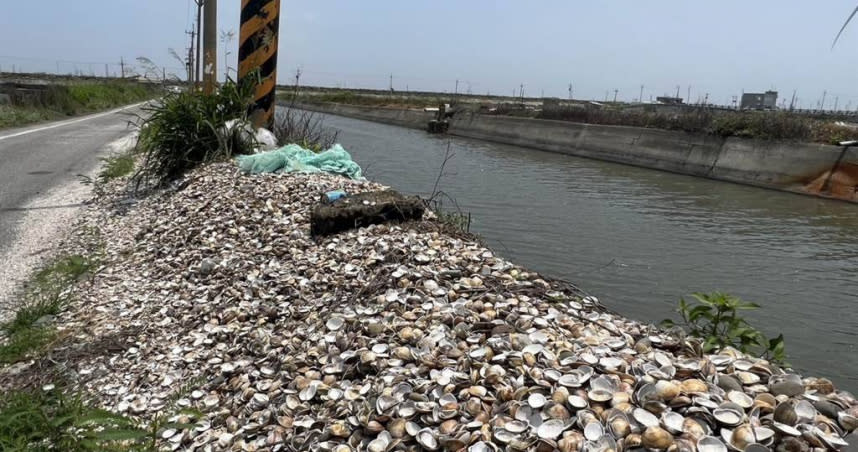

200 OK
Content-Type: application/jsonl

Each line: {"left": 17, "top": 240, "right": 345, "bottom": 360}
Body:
{"left": 236, "top": 144, "right": 364, "bottom": 180}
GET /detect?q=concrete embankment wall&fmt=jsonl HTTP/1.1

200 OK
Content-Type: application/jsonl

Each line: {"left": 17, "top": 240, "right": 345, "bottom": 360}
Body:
{"left": 293, "top": 102, "right": 858, "bottom": 203}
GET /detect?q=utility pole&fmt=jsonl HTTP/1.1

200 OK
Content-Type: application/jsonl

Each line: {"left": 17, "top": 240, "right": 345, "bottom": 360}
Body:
{"left": 120, "top": 57, "right": 125, "bottom": 78}
{"left": 520, "top": 83, "right": 524, "bottom": 101}
{"left": 613, "top": 89, "right": 618, "bottom": 103}
{"left": 675, "top": 85, "right": 680, "bottom": 100}
{"left": 239, "top": 0, "right": 281, "bottom": 128}
{"left": 687, "top": 85, "right": 691, "bottom": 104}
{"left": 789, "top": 89, "right": 796, "bottom": 111}
{"left": 195, "top": 0, "right": 204, "bottom": 88}
{"left": 187, "top": 45, "right": 194, "bottom": 84}
{"left": 834, "top": 96, "right": 839, "bottom": 112}
{"left": 185, "top": 28, "right": 195, "bottom": 85}
{"left": 202, "top": 0, "right": 217, "bottom": 94}
{"left": 295, "top": 68, "right": 302, "bottom": 97}
{"left": 821, "top": 90, "right": 827, "bottom": 110}
{"left": 389, "top": 73, "right": 393, "bottom": 92}
{"left": 639, "top": 85, "right": 644, "bottom": 103}
{"left": 568, "top": 83, "right": 572, "bottom": 100}
{"left": 455, "top": 79, "right": 459, "bottom": 95}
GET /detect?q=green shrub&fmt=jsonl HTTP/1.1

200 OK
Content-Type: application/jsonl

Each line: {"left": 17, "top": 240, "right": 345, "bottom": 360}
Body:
{"left": 662, "top": 292, "right": 786, "bottom": 363}
{"left": 133, "top": 77, "right": 257, "bottom": 186}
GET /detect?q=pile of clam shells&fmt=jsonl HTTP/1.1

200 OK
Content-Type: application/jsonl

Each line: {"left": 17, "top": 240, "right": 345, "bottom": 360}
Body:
{"left": 10, "top": 163, "right": 856, "bottom": 452}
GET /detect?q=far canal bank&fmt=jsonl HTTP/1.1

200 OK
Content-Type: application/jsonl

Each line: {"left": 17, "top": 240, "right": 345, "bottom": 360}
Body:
{"left": 293, "top": 101, "right": 858, "bottom": 204}
{"left": 287, "top": 107, "right": 858, "bottom": 391}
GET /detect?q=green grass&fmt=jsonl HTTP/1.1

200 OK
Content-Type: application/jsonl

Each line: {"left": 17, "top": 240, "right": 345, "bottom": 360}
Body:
{"left": 0, "top": 254, "right": 98, "bottom": 364}
{"left": 98, "top": 153, "right": 136, "bottom": 183}
{"left": 0, "top": 105, "right": 55, "bottom": 129}
{"left": 0, "top": 387, "right": 149, "bottom": 452}
{"left": 0, "top": 82, "right": 158, "bottom": 130}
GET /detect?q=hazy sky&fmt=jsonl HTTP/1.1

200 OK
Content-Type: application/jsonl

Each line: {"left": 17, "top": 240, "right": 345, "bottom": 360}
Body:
{"left": 3, "top": 1, "right": 858, "bottom": 108}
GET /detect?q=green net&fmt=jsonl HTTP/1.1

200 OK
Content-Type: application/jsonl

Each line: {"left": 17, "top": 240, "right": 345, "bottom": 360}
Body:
{"left": 236, "top": 144, "right": 364, "bottom": 180}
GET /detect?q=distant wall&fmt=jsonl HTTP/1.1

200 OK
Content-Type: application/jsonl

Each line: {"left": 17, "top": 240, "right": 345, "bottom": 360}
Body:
{"left": 293, "top": 102, "right": 858, "bottom": 203}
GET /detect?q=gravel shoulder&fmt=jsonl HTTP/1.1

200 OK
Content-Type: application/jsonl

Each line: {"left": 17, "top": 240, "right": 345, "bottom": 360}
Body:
{"left": 0, "top": 132, "right": 137, "bottom": 322}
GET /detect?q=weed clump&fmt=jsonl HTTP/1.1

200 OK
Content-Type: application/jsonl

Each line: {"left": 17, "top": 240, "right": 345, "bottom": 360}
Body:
{"left": 133, "top": 78, "right": 257, "bottom": 186}
{"left": 272, "top": 108, "right": 340, "bottom": 152}
{"left": 0, "top": 254, "right": 98, "bottom": 364}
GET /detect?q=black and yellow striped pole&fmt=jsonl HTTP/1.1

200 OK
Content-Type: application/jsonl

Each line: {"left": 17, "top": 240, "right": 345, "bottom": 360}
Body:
{"left": 238, "top": 0, "right": 281, "bottom": 128}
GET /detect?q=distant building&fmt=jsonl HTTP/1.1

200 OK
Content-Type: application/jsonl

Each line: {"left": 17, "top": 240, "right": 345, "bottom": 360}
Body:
{"left": 741, "top": 90, "right": 778, "bottom": 110}
{"left": 656, "top": 96, "right": 683, "bottom": 105}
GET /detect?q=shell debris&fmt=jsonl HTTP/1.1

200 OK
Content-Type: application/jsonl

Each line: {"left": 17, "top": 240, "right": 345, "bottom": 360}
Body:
{"left": 9, "top": 163, "right": 857, "bottom": 452}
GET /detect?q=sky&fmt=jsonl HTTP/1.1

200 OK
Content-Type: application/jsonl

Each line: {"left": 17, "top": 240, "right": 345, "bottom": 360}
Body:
{"left": 3, "top": 1, "right": 858, "bottom": 109}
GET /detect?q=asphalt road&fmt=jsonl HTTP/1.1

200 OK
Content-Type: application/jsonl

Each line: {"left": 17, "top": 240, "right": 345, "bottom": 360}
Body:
{"left": 0, "top": 105, "right": 139, "bottom": 271}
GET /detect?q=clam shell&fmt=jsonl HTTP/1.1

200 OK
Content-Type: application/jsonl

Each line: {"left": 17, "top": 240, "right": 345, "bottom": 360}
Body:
{"left": 697, "top": 436, "right": 728, "bottom": 452}
{"left": 633, "top": 408, "right": 660, "bottom": 428}
{"left": 537, "top": 419, "right": 567, "bottom": 440}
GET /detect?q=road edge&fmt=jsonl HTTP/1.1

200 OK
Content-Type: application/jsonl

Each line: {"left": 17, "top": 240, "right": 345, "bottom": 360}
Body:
{"left": 0, "top": 132, "right": 138, "bottom": 321}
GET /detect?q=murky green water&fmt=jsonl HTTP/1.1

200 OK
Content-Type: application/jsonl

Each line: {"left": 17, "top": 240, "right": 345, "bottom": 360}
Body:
{"left": 311, "top": 111, "right": 858, "bottom": 390}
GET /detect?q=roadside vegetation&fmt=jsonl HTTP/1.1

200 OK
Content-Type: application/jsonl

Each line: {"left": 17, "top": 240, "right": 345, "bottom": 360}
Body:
{"left": 0, "top": 254, "right": 98, "bottom": 364}
{"left": 0, "top": 81, "right": 159, "bottom": 130}
{"left": 133, "top": 77, "right": 258, "bottom": 186}
{"left": 535, "top": 106, "right": 855, "bottom": 145}
{"left": 134, "top": 74, "right": 346, "bottom": 187}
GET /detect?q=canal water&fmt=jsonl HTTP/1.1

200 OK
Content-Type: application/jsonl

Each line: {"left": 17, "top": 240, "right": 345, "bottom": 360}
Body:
{"left": 315, "top": 112, "right": 858, "bottom": 390}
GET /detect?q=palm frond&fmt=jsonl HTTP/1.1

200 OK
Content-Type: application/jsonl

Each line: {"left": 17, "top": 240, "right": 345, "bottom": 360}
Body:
{"left": 832, "top": 5, "right": 858, "bottom": 49}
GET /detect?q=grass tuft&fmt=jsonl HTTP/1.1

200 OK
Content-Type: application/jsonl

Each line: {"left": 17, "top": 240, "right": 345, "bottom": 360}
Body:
{"left": 0, "top": 254, "right": 98, "bottom": 364}
{"left": 98, "top": 154, "right": 136, "bottom": 183}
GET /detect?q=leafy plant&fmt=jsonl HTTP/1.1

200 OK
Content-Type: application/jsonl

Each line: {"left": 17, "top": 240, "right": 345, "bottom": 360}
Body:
{"left": 0, "top": 386, "right": 147, "bottom": 451}
{"left": 662, "top": 292, "right": 786, "bottom": 364}
{"left": 133, "top": 74, "right": 259, "bottom": 187}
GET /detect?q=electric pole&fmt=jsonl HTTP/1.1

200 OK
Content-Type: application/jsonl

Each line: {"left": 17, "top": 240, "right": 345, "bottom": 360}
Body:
{"left": 675, "top": 85, "right": 680, "bottom": 100}
{"left": 639, "top": 85, "right": 644, "bottom": 103}
{"left": 389, "top": 73, "right": 393, "bottom": 92}
{"left": 613, "top": 89, "right": 618, "bottom": 103}
{"left": 202, "top": 0, "right": 217, "bottom": 94}
{"left": 821, "top": 90, "right": 827, "bottom": 110}
{"left": 455, "top": 79, "right": 459, "bottom": 95}
{"left": 687, "top": 85, "right": 691, "bottom": 104}
{"left": 834, "top": 96, "right": 839, "bottom": 112}
{"left": 185, "top": 29, "right": 196, "bottom": 85}
{"left": 195, "top": 0, "right": 204, "bottom": 88}
{"left": 789, "top": 89, "right": 796, "bottom": 111}
{"left": 120, "top": 57, "right": 125, "bottom": 78}
{"left": 568, "top": 83, "right": 572, "bottom": 100}
{"left": 520, "top": 83, "right": 524, "bottom": 101}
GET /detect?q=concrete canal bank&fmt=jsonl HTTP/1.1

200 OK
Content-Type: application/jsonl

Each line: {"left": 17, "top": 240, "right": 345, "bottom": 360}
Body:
{"left": 293, "top": 102, "right": 858, "bottom": 203}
